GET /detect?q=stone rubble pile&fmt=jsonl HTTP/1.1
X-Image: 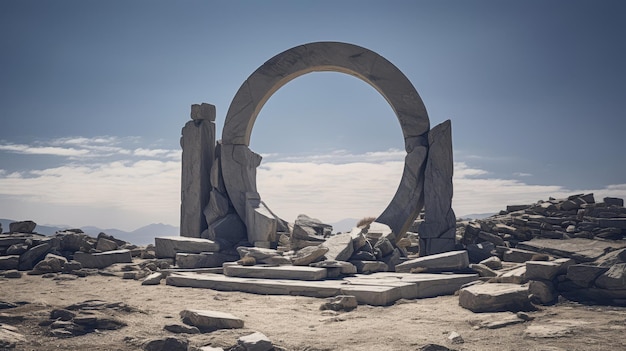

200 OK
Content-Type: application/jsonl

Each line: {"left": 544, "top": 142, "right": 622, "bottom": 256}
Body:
{"left": 455, "top": 193, "right": 626, "bottom": 309}
{"left": 0, "top": 221, "right": 169, "bottom": 280}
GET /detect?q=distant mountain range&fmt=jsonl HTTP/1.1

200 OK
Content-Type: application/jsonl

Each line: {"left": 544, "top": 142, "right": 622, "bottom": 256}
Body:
{"left": 0, "top": 219, "right": 178, "bottom": 246}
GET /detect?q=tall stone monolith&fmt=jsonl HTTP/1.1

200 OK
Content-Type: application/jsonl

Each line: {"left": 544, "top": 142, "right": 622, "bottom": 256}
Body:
{"left": 180, "top": 103, "right": 216, "bottom": 237}
{"left": 419, "top": 120, "right": 456, "bottom": 255}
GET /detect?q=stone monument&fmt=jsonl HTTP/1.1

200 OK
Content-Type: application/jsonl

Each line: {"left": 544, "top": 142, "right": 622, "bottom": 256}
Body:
{"left": 180, "top": 41, "right": 456, "bottom": 255}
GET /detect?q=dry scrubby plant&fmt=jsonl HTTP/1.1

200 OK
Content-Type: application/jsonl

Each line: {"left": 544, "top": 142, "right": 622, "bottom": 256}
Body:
{"left": 356, "top": 216, "right": 376, "bottom": 228}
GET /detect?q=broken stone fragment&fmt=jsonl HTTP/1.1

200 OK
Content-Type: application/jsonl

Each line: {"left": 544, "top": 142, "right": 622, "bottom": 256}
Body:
{"left": 30, "top": 253, "right": 67, "bottom": 275}
{"left": 73, "top": 249, "right": 132, "bottom": 269}
{"left": 458, "top": 283, "right": 531, "bottom": 313}
{"left": 469, "top": 263, "right": 497, "bottom": 277}
{"left": 290, "top": 245, "right": 328, "bottom": 266}
{"left": 594, "top": 263, "right": 626, "bottom": 290}
{"left": 142, "top": 272, "right": 164, "bottom": 286}
{"left": 9, "top": 220, "right": 36, "bottom": 234}
{"left": 237, "top": 331, "right": 273, "bottom": 351}
{"left": 179, "top": 309, "right": 244, "bottom": 330}
{"left": 395, "top": 250, "right": 469, "bottom": 273}
{"left": 143, "top": 336, "right": 189, "bottom": 351}
{"left": 321, "top": 233, "right": 354, "bottom": 261}
{"left": 320, "top": 295, "right": 358, "bottom": 312}
{"left": 155, "top": 237, "right": 220, "bottom": 258}
{"left": 529, "top": 280, "right": 558, "bottom": 305}
{"left": 163, "top": 324, "right": 200, "bottom": 334}
{"left": 525, "top": 258, "right": 573, "bottom": 281}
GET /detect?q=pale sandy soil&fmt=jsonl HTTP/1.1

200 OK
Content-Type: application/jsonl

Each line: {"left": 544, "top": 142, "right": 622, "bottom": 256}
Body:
{"left": 1, "top": 267, "right": 626, "bottom": 351}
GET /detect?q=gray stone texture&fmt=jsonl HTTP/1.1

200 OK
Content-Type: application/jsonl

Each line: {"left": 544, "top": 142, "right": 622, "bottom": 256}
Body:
{"left": 238, "top": 332, "right": 273, "bottom": 351}
{"left": 245, "top": 192, "right": 277, "bottom": 244}
{"left": 155, "top": 236, "right": 220, "bottom": 258}
{"left": 179, "top": 309, "right": 244, "bottom": 330}
{"left": 321, "top": 233, "right": 354, "bottom": 261}
{"left": 419, "top": 120, "right": 456, "bottom": 256}
{"left": 458, "top": 283, "right": 531, "bottom": 312}
{"left": 395, "top": 250, "right": 469, "bottom": 273}
{"left": 9, "top": 220, "right": 36, "bottom": 233}
{"left": 18, "top": 242, "right": 51, "bottom": 270}
{"left": 73, "top": 249, "right": 132, "bottom": 269}
{"left": 180, "top": 103, "right": 216, "bottom": 238}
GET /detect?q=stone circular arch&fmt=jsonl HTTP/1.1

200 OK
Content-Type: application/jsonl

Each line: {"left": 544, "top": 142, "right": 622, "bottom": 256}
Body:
{"left": 221, "top": 41, "right": 431, "bottom": 238}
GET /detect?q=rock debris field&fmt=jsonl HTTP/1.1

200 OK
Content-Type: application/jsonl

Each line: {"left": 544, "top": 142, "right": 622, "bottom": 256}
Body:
{"left": 1, "top": 193, "right": 626, "bottom": 350}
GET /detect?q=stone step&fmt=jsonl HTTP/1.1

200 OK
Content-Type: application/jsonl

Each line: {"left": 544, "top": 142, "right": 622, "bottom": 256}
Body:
{"left": 166, "top": 271, "right": 480, "bottom": 306}
{"left": 222, "top": 263, "right": 327, "bottom": 281}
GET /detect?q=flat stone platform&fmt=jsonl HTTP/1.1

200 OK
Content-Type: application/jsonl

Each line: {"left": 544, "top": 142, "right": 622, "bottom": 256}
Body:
{"left": 166, "top": 269, "right": 478, "bottom": 306}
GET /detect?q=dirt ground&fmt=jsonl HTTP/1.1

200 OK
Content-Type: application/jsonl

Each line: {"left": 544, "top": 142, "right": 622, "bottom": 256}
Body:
{"left": 2, "top": 270, "right": 626, "bottom": 351}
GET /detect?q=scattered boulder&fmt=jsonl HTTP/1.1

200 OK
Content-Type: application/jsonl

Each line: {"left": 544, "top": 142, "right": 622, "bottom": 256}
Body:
{"left": 320, "top": 295, "right": 358, "bottom": 312}
{"left": 237, "top": 331, "right": 273, "bottom": 351}
{"left": 179, "top": 309, "right": 243, "bottom": 331}
{"left": 144, "top": 337, "right": 189, "bottom": 351}
{"left": 458, "top": 283, "right": 532, "bottom": 312}
{"left": 73, "top": 249, "right": 132, "bottom": 269}
{"left": 395, "top": 250, "right": 469, "bottom": 273}
{"left": 9, "top": 221, "right": 36, "bottom": 234}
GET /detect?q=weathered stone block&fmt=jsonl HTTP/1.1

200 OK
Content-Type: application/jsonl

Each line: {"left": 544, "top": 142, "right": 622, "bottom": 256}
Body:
{"left": 73, "top": 249, "right": 132, "bottom": 269}
{"left": 525, "top": 258, "right": 573, "bottom": 281}
{"left": 503, "top": 248, "right": 547, "bottom": 263}
{"left": 206, "top": 213, "right": 247, "bottom": 246}
{"left": 395, "top": 250, "right": 469, "bottom": 273}
{"left": 349, "top": 260, "right": 388, "bottom": 274}
{"left": 603, "top": 197, "right": 624, "bottom": 207}
{"left": 321, "top": 233, "right": 354, "bottom": 261}
{"left": 18, "top": 242, "right": 51, "bottom": 270}
{"left": 245, "top": 192, "right": 277, "bottom": 244}
{"left": 179, "top": 309, "right": 243, "bottom": 330}
{"left": 180, "top": 113, "right": 215, "bottom": 238}
{"left": 155, "top": 236, "right": 219, "bottom": 258}
{"left": 96, "top": 237, "right": 118, "bottom": 252}
{"left": 595, "top": 263, "right": 626, "bottom": 290}
{"left": 9, "top": 220, "right": 36, "bottom": 233}
{"left": 459, "top": 283, "right": 530, "bottom": 312}
{"left": 566, "top": 264, "right": 609, "bottom": 287}
{"left": 190, "top": 102, "right": 216, "bottom": 121}
{"left": 223, "top": 264, "right": 327, "bottom": 281}
{"left": 529, "top": 280, "right": 558, "bottom": 305}
{"left": 176, "top": 252, "right": 235, "bottom": 269}
{"left": 237, "top": 332, "right": 273, "bottom": 351}
{"left": 0, "top": 255, "right": 19, "bottom": 270}
{"left": 291, "top": 245, "right": 328, "bottom": 266}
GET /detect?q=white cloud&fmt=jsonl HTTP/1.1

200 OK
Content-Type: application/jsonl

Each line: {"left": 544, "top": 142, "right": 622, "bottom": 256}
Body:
{"left": 1, "top": 145, "right": 625, "bottom": 231}
{"left": 514, "top": 172, "right": 533, "bottom": 177}
{"left": 0, "top": 143, "right": 90, "bottom": 157}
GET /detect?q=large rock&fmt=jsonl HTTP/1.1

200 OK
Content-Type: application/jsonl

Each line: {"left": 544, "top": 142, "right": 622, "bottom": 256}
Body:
{"left": 238, "top": 332, "right": 273, "bottom": 351}
{"left": 595, "top": 263, "right": 626, "bottom": 290}
{"left": 143, "top": 337, "right": 189, "bottom": 351}
{"left": 291, "top": 245, "right": 328, "bottom": 266}
{"left": 517, "top": 238, "right": 626, "bottom": 263}
{"left": 566, "top": 264, "right": 609, "bottom": 288}
{"left": 9, "top": 220, "right": 37, "bottom": 233}
{"left": 525, "top": 258, "right": 573, "bottom": 281}
{"left": 179, "top": 309, "right": 243, "bottom": 330}
{"left": 176, "top": 252, "right": 236, "bottom": 269}
{"left": 395, "top": 250, "right": 469, "bottom": 273}
{"left": 459, "top": 283, "right": 531, "bottom": 312}
{"left": 155, "top": 237, "right": 220, "bottom": 258}
{"left": 18, "top": 242, "right": 51, "bottom": 270}
{"left": 321, "top": 233, "right": 354, "bottom": 261}
{"left": 73, "top": 249, "right": 132, "bottom": 269}
{"left": 418, "top": 120, "right": 456, "bottom": 256}
{"left": 31, "top": 253, "right": 67, "bottom": 274}
{"left": 0, "top": 255, "right": 19, "bottom": 270}
{"left": 180, "top": 104, "right": 216, "bottom": 238}
{"left": 294, "top": 214, "right": 333, "bottom": 236}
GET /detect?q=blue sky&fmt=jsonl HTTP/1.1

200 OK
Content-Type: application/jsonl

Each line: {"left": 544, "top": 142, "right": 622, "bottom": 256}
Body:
{"left": 0, "top": 0, "right": 624, "bottom": 230}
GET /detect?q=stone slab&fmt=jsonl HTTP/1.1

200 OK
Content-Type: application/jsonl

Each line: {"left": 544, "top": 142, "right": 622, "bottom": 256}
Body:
{"left": 73, "top": 249, "right": 132, "bottom": 269}
{"left": 517, "top": 238, "right": 626, "bottom": 263}
{"left": 167, "top": 272, "right": 406, "bottom": 305}
{"left": 155, "top": 236, "right": 220, "bottom": 258}
{"left": 223, "top": 264, "right": 328, "bottom": 281}
{"left": 166, "top": 271, "right": 478, "bottom": 306}
{"left": 459, "top": 283, "right": 530, "bottom": 312}
{"left": 345, "top": 273, "right": 479, "bottom": 298}
{"left": 180, "top": 309, "right": 243, "bottom": 330}
{"left": 395, "top": 250, "right": 469, "bottom": 273}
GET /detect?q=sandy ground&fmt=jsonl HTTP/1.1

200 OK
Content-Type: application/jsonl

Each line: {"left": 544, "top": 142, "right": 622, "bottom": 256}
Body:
{"left": 2, "top": 267, "right": 626, "bottom": 351}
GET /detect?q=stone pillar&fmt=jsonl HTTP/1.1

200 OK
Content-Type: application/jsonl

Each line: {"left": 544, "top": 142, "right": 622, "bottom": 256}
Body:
{"left": 180, "top": 103, "right": 216, "bottom": 237}
{"left": 376, "top": 137, "right": 428, "bottom": 243}
{"left": 419, "top": 120, "right": 456, "bottom": 255}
